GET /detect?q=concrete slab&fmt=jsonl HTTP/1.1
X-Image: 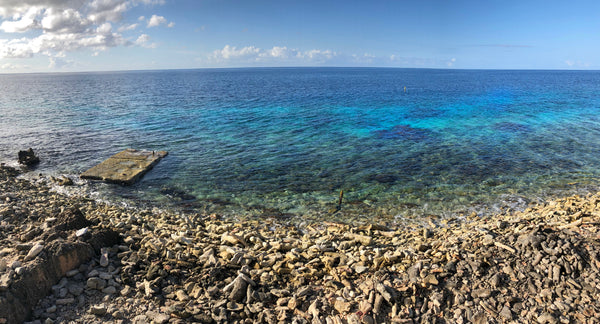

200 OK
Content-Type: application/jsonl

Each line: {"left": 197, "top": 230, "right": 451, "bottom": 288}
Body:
{"left": 80, "top": 149, "right": 168, "bottom": 185}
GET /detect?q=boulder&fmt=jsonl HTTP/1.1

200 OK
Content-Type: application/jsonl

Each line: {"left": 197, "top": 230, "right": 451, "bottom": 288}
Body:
{"left": 18, "top": 148, "right": 40, "bottom": 166}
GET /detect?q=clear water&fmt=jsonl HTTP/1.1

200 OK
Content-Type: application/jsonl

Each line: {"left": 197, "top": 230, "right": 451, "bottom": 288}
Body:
{"left": 2, "top": 68, "right": 600, "bottom": 223}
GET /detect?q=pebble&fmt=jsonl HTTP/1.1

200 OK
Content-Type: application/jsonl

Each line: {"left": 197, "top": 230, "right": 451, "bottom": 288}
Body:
{"left": 146, "top": 312, "right": 170, "bottom": 324}
{"left": 424, "top": 274, "right": 439, "bottom": 285}
{"left": 67, "top": 285, "right": 84, "bottom": 297}
{"left": 143, "top": 280, "right": 157, "bottom": 297}
{"left": 537, "top": 312, "right": 558, "bottom": 324}
{"left": 120, "top": 286, "right": 132, "bottom": 296}
{"left": 65, "top": 269, "right": 79, "bottom": 277}
{"left": 472, "top": 288, "right": 491, "bottom": 298}
{"left": 24, "top": 244, "right": 44, "bottom": 261}
{"left": 175, "top": 289, "right": 189, "bottom": 301}
{"left": 75, "top": 228, "right": 88, "bottom": 237}
{"left": 10, "top": 260, "right": 21, "bottom": 269}
{"left": 99, "top": 248, "right": 109, "bottom": 267}
{"left": 90, "top": 304, "right": 107, "bottom": 316}
{"left": 354, "top": 265, "right": 369, "bottom": 274}
{"left": 98, "top": 272, "right": 112, "bottom": 280}
{"left": 86, "top": 277, "right": 106, "bottom": 290}
{"left": 500, "top": 305, "right": 512, "bottom": 320}
{"left": 55, "top": 298, "right": 74, "bottom": 305}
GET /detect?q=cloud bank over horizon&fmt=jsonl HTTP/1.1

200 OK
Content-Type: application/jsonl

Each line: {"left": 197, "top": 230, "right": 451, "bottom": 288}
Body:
{"left": 203, "top": 45, "right": 457, "bottom": 68}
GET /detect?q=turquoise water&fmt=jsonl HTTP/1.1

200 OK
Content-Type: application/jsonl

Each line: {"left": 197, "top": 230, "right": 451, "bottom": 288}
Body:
{"left": 1, "top": 68, "right": 600, "bottom": 223}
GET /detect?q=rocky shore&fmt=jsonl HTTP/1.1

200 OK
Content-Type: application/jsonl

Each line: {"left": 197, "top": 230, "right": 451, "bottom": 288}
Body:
{"left": 1, "top": 165, "right": 600, "bottom": 323}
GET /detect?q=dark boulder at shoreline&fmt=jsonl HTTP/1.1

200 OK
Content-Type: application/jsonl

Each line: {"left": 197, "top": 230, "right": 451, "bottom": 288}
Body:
{"left": 18, "top": 148, "right": 40, "bottom": 167}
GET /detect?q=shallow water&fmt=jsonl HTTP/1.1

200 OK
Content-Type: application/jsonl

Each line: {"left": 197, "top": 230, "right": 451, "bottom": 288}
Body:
{"left": 2, "top": 68, "right": 600, "bottom": 222}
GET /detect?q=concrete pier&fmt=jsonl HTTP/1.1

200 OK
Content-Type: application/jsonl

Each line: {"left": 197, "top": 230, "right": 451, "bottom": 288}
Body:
{"left": 80, "top": 149, "right": 168, "bottom": 185}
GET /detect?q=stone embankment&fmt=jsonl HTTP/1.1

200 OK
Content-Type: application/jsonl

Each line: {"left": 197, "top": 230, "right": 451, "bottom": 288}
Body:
{"left": 1, "top": 165, "right": 600, "bottom": 323}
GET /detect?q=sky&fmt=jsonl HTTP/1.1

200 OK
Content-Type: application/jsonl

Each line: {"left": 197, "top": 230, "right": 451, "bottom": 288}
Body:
{"left": 0, "top": 0, "right": 599, "bottom": 73}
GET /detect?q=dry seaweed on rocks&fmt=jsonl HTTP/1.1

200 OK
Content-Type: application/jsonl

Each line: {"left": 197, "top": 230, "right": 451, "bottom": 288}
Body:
{"left": 2, "top": 164, "right": 600, "bottom": 323}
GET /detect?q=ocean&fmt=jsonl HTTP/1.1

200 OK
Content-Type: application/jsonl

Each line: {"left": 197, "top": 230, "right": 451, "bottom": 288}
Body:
{"left": 2, "top": 68, "right": 600, "bottom": 223}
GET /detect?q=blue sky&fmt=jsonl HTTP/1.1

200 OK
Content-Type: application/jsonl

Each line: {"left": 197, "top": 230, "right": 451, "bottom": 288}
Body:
{"left": 0, "top": 0, "right": 599, "bottom": 73}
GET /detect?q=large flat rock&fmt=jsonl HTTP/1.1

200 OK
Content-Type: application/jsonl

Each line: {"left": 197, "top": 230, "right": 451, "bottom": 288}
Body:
{"left": 80, "top": 149, "right": 167, "bottom": 185}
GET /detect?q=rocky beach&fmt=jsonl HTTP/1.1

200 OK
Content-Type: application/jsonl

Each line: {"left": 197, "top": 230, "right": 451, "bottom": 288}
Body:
{"left": 1, "top": 165, "right": 600, "bottom": 324}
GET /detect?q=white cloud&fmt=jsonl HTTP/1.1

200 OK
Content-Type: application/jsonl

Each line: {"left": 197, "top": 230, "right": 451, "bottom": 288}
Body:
{"left": 0, "top": 38, "right": 35, "bottom": 58}
{"left": 262, "top": 46, "right": 294, "bottom": 58}
{"left": 167, "top": 21, "right": 174, "bottom": 28}
{"left": 216, "top": 45, "right": 260, "bottom": 59}
{"left": 0, "top": 7, "right": 41, "bottom": 32}
{"left": 209, "top": 45, "right": 339, "bottom": 65}
{"left": 135, "top": 33, "right": 155, "bottom": 48}
{"left": 146, "top": 14, "right": 170, "bottom": 27}
{"left": 0, "top": 0, "right": 171, "bottom": 67}
{"left": 117, "top": 22, "right": 137, "bottom": 32}
{"left": 138, "top": 0, "right": 165, "bottom": 4}
{"left": 48, "top": 56, "right": 72, "bottom": 68}
{"left": 41, "top": 8, "right": 89, "bottom": 33}
{"left": 1, "top": 62, "right": 29, "bottom": 70}
{"left": 564, "top": 60, "right": 590, "bottom": 68}
{"left": 87, "top": 0, "right": 129, "bottom": 23}
{"left": 96, "top": 22, "right": 112, "bottom": 34}
{"left": 351, "top": 53, "right": 375, "bottom": 64}
{"left": 0, "top": 1, "right": 81, "bottom": 18}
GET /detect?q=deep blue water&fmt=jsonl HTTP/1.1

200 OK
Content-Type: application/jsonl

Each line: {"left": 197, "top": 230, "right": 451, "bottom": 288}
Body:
{"left": 2, "top": 68, "right": 600, "bottom": 223}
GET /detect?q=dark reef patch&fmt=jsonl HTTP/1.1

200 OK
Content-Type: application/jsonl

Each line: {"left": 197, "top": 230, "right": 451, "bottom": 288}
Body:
{"left": 367, "top": 173, "right": 400, "bottom": 184}
{"left": 493, "top": 122, "right": 533, "bottom": 134}
{"left": 374, "top": 124, "right": 431, "bottom": 141}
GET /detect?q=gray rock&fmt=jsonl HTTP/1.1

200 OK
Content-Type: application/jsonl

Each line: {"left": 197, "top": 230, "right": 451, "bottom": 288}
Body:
{"left": 90, "top": 304, "right": 107, "bottom": 316}
{"left": 471, "top": 288, "right": 491, "bottom": 299}
{"left": 75, "top": 227, "right": 89, "bottom": 237}
{"left": 68, "top": 284, "right": 84, "bottom": 296}
{"left": 65, "top": 269, "right": 79, "bottom": 277}
{"left": 24, "top": 244, "right": 44, "bottom": 261}
{"left": 147, "top": 311, "right": 170, "bottom": 324}
{"left": 500, "top": 306, "right": 512, "bottom": 320}
{"left": 120, "top": 285, "right": 132, "bottom": 296}
{"left": 58, "top": 287, "right": 68, "bottom": 298}
{"left": 99, "top": 248, "right": 109, "bottom": 267}
{"left": 229, "top": 277, "right": 247, "bottom": 302}
{"left": 86, "top": 277, "right": 106, "bottom": 290}
{"left": 354, "top": 265, "right": 369, "bottom": 274}
{"left": 537, "top": 312, "right": 558, "bottom": 324}
{"left": 55, "top": 298, "right": 74, "bottom": 305}
{"left": 98, "top": 272, "right": 112, "bottom": 280}
{"left": 143, "top": 280, "right": 157, "bottom": 297}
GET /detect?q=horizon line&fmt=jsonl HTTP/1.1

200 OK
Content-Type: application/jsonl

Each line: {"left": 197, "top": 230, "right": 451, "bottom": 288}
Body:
{"left": 1, "top": 66, "right": 599, "bottom": 76}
